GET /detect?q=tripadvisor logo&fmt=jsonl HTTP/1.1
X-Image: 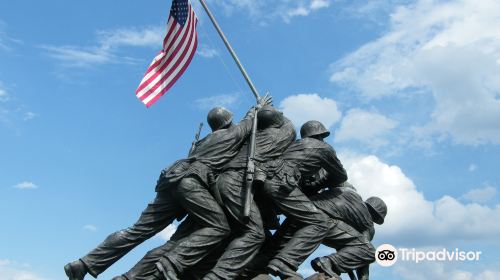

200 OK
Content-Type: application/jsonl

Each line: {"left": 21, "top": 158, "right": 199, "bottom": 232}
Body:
{"left": 375, "top": 244, "right": 398, "bottom": 267}
{"left": 375, "top": 244, "right": 482, "bottom": 267}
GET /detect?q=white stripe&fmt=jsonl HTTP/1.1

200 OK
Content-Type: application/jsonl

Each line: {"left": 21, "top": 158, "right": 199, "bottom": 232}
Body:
{"left": 142, "top": 20, "right": 197, "bottom": 104}
{"left": 142, "top": 10, "right": 197, "bottom": 102}
{"left": 162, "top": 17, "right": 177, "bottom": 51}
{"left": 138, "top": 10, "right": 196, "bottom": 99}
{"left": 136, "top": 13, "right": 193, "bottom": 98}
{"left": 136, "top": 19, "right": 182, "bottom": 93}
{"left": 143, "top": 16, "right": 197, "bottom": 104}
{"left": 138, "top": 52, "right": 165, "bottom": 85}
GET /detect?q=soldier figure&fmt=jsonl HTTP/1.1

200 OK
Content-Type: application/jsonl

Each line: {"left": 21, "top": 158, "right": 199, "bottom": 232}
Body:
{"left": 310, "top": 191, "right": 387, "bottom": 280}
{"left": 201, "top": 106, "right": 296, "bottom": 280}
{"left": 64, "top": 95, "right": 271, "bottom": 280}
{"left": 258, "top": 120, "right": 348, "bottom": 279}
{"left": 153, "top": 96, "right": 272, "bottom": 280}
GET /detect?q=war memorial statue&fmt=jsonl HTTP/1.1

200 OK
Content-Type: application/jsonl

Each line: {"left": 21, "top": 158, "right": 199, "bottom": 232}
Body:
{"left": 64, "top": 1, "right": 387, "bottom": 279}
{"left": 64, "top": 104, "right": 387, "bottom": 280}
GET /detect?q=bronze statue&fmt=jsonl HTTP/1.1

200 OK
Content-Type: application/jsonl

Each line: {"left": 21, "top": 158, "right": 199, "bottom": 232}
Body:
{"left": 65, "top": 115, "right": 388, "bottom": 280}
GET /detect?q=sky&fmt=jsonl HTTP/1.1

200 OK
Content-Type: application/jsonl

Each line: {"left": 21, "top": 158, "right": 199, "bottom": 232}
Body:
{"left": 1, "top": 0, "right": 499, "bottom": 279}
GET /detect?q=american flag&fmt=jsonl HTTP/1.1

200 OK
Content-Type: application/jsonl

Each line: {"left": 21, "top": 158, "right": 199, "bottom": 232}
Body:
{"left": 136, "top": 0, "right": 198, "bottom": 107}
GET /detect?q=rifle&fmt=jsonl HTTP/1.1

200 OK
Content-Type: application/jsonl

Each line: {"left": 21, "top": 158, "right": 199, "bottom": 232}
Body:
{"left": 243, "top": 110, "right": 259, "bottom": 222}
{"left": 189, "top": 122, "right": 203, "bottom": 156}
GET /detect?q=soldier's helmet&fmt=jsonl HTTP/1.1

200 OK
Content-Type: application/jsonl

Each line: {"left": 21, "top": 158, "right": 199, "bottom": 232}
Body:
{"left": 300, "top": 120, "right": 331, "bottom": 139}
{"left": 257, "top": 105, "right": 284, "bottom": 129}
{"left": 207, "top": 107, "right": 233, "bottom": 132}
{"left": 365, "top": 196, "right": 387, "bottom": 225}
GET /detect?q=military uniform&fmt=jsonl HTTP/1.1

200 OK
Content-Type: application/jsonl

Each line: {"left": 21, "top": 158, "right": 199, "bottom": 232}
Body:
{"left": 73, "top": 107, "right": 256, "bottom": 279}
{"left": 152, "top": 107, "right": 258, "bottom": 277}
{"left": 262, "top": 186, "right": 376, "bottom": 280}
{"left": 310, "top": 186, "right": 376, "bottom": 277}
{"left": 204, "top": 114, "right": 296, "bottom": 280}
{"left": 262, "top": 137, "right": 348, "bottom": 275}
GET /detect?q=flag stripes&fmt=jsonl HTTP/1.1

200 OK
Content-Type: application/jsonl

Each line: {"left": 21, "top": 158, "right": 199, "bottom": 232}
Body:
{"left": 136, "top": 1, "right": 198, "bottom": 107}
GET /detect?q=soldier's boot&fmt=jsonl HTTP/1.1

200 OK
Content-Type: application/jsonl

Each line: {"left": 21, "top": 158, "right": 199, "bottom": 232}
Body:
{"left": 356, "top": 265, "right": 369, "bottom": 280}
{"left": 156, "top": 257, "right": 179, "bottom": 280}
{"left": 311, "top": 257, "right": 341, "bottom": 280}
{"left": 266, "top": 259, "right": 303, "bottom": 280}
{"left": 64, "top": 260, "right": 88, "bottom": 280}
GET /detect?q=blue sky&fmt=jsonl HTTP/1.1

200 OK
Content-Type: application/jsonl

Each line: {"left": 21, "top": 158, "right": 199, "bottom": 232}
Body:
{"left": 1, "top": 0, "right": 499, "bottom": 279}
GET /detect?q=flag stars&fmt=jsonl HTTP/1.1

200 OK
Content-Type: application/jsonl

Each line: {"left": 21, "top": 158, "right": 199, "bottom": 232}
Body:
{"left": 171, "top": 0, "right": 189, "bottom": 25}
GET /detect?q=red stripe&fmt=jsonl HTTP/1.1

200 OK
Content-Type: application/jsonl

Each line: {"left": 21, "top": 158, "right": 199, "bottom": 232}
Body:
{"left": 136, "top": 22, "right": 183, "bottom": 93}
{"left": 162, "top": 17, "right": 175, "bottom": 47}
{"left": 139, "top": 12, "right": 196, "bottom": 101}
{"left": 149, "top": 19, "right": 177, "bottom": 71}
{"left": 145, "top": 28, "right": 198, "bottom": 107}
{"left": 136, "top": 12, "right": 194, "bottom": 96}
{"left": 141, "top": 15, "right": 197, "bottom": 103}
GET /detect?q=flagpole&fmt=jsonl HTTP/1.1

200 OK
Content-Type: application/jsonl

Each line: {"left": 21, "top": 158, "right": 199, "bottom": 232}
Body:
{"left": 197, "top": 0, "right": 260, "bottom": 101}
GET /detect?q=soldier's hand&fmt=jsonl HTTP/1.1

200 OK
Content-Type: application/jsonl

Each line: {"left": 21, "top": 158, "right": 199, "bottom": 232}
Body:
{"left": 257, "top": 93, "right": 273, "bottom": 109}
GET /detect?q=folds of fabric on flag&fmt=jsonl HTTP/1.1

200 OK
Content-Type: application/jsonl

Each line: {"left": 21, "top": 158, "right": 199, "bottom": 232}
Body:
{"left": 136, "top": 0, "right": 198, "bottom": 107}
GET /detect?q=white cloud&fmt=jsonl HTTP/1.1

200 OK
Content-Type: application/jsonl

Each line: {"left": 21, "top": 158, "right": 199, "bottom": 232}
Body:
{"left": 0, "top": 260, "right": 46, "bottom": 280}
{"left": 342, "top": 154, "right": 500, "bottom": 245}
{"left": 156, "top": 224, "right": 177, "bottom": 241}
{"left": 461, "top": 186, "right": 496, "bottom": 204}
{"left": 43, "top": 26, "right": 163, "bottom": 67}
{"left": 194, "top": 92, "right": 241, "bottom": 110}
{"left": 209, "top": 0, "right": 331, "bottom": 23}
{"left": 0, "top": 85, "right": 8, "bottom": 102}
{"left": 97, "top": 26, "right": 163, "bottom": 50}
{"left": 83, "top": 224, "right": 98, "bottom": 232}
{"left": 330, "top": 0, "right": 500, "bottom": 145}
{"left": 468, "top": 164, "right": 477, "bottom": 172}
{"left": 334, "top": 109, "right": 398, "bottom": 147}
{"left": 42, "top": 45, "right": 115, "bottom": 67}
{"left": 197, "top": 45, "right": 219, "bottom": 58}
{"left": 310, "top": 0, "right": 330, "bottom": 10}
{"left": 394, "top": 262, "right": 500, "bottom": 280}
{"left": 394, "top": 261, "right": 500, "bottom": 280}
{"left": 23, "top": 112, "right": 36, "bottom": 121}
{"left": 282, "top": 0, "right": 331, "bottom": 22}
{"left": 13, "top": 182, "right": 38, "bottom": 190}
{"left": 279, "top": 93, "right": 342, "bottom": 129}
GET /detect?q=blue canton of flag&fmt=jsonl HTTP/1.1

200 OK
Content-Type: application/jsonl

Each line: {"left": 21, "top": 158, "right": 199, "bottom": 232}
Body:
{"left": 171, "top": 0, "right": 189, "bottom": 26}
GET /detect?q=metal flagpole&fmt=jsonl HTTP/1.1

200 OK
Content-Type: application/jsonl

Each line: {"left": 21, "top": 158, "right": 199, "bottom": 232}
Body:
{"left": 197, "top": 0, "right": 260, "bottom": 101}
{"left": 197, "top": 0, "right": 262, "bottom": 221}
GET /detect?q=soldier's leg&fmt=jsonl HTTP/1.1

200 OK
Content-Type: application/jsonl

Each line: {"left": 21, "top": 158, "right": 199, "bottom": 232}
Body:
{"left": 78, "top": 189, "right": 181, "bottom": 277}
{"left": 316, "top": 221, "right": 375, "bottom": 277}
{"left": 121, "top": 217, "right": 202, "bottom": 280}
{"left": 205, "top": 170, "right": 266, "bottom": 279}
{"left": 161, "top": 176, "right": 231, "bottom": 275}
{"left": 263, "top": 182, "right": 332, "bottom": 272}
{"left": 326, "top": 244, "right": 375, "bottom": 275}
{"left": 122, "top": 243, "right": 174, "bottom": 280}
{"left": 239, "top": 218, "right": 305, "bottom": 280}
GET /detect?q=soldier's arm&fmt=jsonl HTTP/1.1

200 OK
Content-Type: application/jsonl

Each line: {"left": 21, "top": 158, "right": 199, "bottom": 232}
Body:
{"left": 225, "top": 106, "right": 257, "bottom": 140}
{"left": 259, "top": 117, "right": 296, "bottom": 157}
{"left": 226, "top": 94, "right": 273, "bottom": 141}
{"left": 321, "top": 144, "right": 348, "bottom": 186}
{"left": 364, "top": 227, "right": 375, "bottom": 241}
{"left": 300, "top": 168, "right": 329, "bottom": 196}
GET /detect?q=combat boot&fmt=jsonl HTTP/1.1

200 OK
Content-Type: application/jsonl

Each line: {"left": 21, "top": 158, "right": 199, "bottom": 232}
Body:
{"left": 64, "top": 260, "right": 88, "bottom": 280}
{"left": 266, "top": 259, "right": 303, "bottom": 280}
{"left": 311, "top": 257, "right": 341, "bottom": 280}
